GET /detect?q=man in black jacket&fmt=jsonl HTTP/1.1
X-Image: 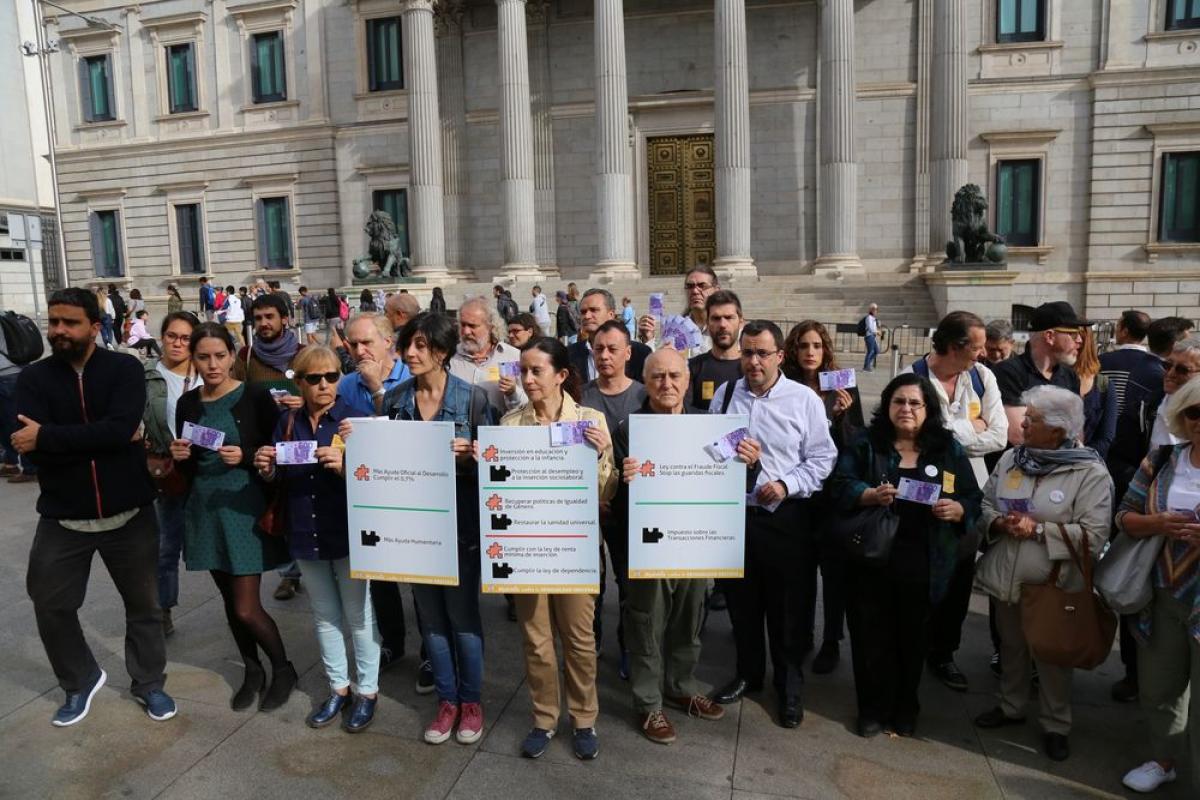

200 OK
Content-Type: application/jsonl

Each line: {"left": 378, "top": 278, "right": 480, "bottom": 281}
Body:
{"left": 13, "top": 288, "right": 173, "bottom": 727}
{"left": 570, "top": 288, "right": 651, "bottom": 383}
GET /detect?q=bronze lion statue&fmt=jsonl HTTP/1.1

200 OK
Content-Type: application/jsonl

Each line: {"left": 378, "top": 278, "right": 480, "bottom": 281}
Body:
{"left": 945, "top": 183, "right": 1005, "bottom": 264}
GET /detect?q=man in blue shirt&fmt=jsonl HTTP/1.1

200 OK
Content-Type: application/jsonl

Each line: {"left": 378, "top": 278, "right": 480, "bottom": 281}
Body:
{"left": 337, "top": 313, "right": 410, "bottom": 416}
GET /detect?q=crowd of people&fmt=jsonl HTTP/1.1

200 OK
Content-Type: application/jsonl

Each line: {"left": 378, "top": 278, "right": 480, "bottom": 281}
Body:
{"left": 7, "top": 271, "right": 1199, "bottom": 796}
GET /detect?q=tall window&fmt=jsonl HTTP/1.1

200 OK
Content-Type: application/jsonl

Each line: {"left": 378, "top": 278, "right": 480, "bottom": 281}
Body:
{"left": 1167, "top": 0, "right": 1200, "bottom": 30}
{"left": 1161, "top": 152, "right": 1200, "bottom": 243}
{"left": 257, "top": 197, "right": 292, "bottom": 268}
{"left": 372, "top": 189, "right": 410, "bottom": 257}
{"left": 250, "top": 31, "right": 286, "bottom": 104}
{"left": 996, "top": 159, "right": 1040, "bottom": 247}
{"left": 89, "top": 209, "right": 124, "bottom": 277}
{"left": 79, "top": 54, "right": 116, "bottom": 123}
{"left": 166, "top": 43, "right": 197, "bottom": 114}
{"left": 175, "top": 204, "right": 205, "bottom": 274}
{"left": 997, "top": 0, "right": 1044, "bottom": 43}
{"left": 366, "top": 17, "right": 403, "bottom": 92}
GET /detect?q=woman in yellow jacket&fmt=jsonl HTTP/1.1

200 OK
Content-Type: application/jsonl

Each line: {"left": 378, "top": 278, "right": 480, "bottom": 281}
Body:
{"left": 502, "top": 336, "right": 616, "bottom": 761}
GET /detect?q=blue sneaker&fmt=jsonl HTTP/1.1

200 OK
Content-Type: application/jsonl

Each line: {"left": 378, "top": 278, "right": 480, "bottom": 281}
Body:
{"left": 137, "top": 689, "right": 177, "bottom": 722}
{"left": 52, "top": 668, "right": 107, "bottom": 727}
{"left": 520, "top": 727, "right": 554, "bottom": 758}
{"left": 572, "top": 727, "right": 599, "bottom": 760}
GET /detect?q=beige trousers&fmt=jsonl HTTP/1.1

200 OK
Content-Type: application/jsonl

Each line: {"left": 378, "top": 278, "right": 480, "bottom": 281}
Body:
{"left": 993, "top": 600, "right": 1075, "bottom": 735}
{"left": 515, "top": 593, "right": 599, "bottom": 730}
{"left": 1138, "top": 588, "right": 1200, "bottom": 794}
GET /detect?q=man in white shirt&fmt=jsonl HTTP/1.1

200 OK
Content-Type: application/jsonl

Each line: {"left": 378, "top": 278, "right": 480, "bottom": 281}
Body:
{"left": 449, "top": 297, "right": 527, "bottom": 415}
{"left": 862, "top": 304, "right": 880, "bottom": 371}
{"left": 529, "top": 285, "right": 551, "bottom": 333}
{"left": 709, "top": 320, "right": 837, "bottom": 729}
{"left": 902, "top": 310, "right": 1007, "bottom": 693}
{"left": 222, "top": 284, "right": 245, "bottom": 347}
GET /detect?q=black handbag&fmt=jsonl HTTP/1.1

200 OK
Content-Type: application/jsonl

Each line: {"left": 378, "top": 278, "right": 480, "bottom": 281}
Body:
{"left": 835, "top": 449, "right": 900, "bottom": 564}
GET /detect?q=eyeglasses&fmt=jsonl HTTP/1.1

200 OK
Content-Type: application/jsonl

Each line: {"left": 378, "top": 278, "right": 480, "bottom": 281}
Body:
{"left": 740, "top": 348, "right": 780, "bottom": 361}
{"left": 301, "top": 371, "right": 340, "bottom": 386}
{"left": 163, "top": 333, "right": 191, "bottom": 344}
{"left": 684, "top": 282, "right": 712, "bottom": 291}
{"left": 1165, "top": 361, "right": 1200, "bottom": 377}
{"left": 1184, "top": 406, "right": 1200, "bottom": 421}
{"left": 890, "top": 398, "right": 926, "bottom": 409}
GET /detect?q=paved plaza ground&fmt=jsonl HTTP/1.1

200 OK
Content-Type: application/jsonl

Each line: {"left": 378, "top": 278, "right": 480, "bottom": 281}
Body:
{"left": 0, "top": 477, "right": 1190, "bottom": 800}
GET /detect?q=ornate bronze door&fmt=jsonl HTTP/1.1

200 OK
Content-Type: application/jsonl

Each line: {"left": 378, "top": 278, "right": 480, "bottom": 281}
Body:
{"left": 647, "top": 134, "right": 715, "bottom": 276}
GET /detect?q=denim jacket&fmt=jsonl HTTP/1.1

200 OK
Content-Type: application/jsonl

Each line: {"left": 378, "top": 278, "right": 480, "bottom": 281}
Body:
{"left": 382, "top": 373, "right": 496, "bottom": 545}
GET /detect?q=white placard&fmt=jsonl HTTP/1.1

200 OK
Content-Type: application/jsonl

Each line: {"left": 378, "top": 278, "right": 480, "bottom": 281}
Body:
{"left": 627, "top": 414, "right": 747, "bottom": 579}
{"left": 477, "top": 425, "right": 599, "bottom": 594}
{"left": 347, "top": 418, "right": 459, "bottom": 586}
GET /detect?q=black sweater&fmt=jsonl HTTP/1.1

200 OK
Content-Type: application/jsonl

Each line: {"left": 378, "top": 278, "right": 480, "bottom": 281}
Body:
{"left": 15, "top": 347, "right": 155, "bottom": 519}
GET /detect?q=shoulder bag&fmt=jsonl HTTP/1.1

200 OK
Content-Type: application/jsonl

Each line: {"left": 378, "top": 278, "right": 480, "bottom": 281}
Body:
{"left": 833, "top": 448, "right": 900, "bottom": 565}
{"left": 256, "top": 410, "right": 295, "bottom": 538}
{"left": 1020, "top": 525, "right": 1118, "bottom": 670}
{"left": 1095, "top": 445, "right": 1172, "bottom": 614}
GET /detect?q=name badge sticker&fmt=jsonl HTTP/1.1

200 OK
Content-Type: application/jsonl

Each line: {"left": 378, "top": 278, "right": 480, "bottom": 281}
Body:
{"left": 1049, "top": 489, "right": 1065, "bottom": 504}
{"left": 702, "top": 380, "right": 715, "bottom": 401}
{"left": 942, "top": 471, "right": 955, "bottom": 494}
{"left": 1005, "top": 469, "right": 1024, "bottom": 490}
{"left": 924, "top": 464, "right": 939, "bottom": 478}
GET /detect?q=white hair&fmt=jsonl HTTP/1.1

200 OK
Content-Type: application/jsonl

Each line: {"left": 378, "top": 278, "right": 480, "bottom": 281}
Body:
{"left": 1166, "top": 368, "right": 1200, "bottom": 439}
{"left": 1020, "top": 385, "right": 1085, "bottom": 443}
{"left": 1172, "top": 335, "right": 1200, "bottom": 359}
{"left": 458, "top": 296, "right": 507, "bottom": 344}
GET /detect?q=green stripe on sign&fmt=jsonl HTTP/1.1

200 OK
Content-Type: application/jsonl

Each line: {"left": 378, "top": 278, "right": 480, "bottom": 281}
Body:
{"left": 481, "top": 486, "right": 588, "bottom": 490}
{"left": 634, "top": 501, "right": 741, "bottom": 506}
{"left": 352, "top": 505, "right": 450, "bottom": 513}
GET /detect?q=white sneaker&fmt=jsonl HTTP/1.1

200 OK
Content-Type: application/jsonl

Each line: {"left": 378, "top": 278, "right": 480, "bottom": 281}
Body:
{"left": 1122, "top": 761, "right": 1177, "bottom": 793}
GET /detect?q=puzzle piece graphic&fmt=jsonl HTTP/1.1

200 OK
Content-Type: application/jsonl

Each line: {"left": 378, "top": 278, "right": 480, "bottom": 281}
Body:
{"left": 486, "top": 542, "right": 503, "bottom": 559}
{"left": 486, "top": 494, "right": 503, "bottom": 511}
{"left": 490, "top": 465, "right": 511, "bottom": 482}
{"left": 639, "top": 460, "right": 656, "bottom": 478}
{"left": 360, "top": 530, "right": 380, "bottom": 547}
{"left": 482, "top": 444, "right": 500, "bottom": 462}
{"left": 491, "top": 513, "right": 512, "bottom": 530}
{"left": 642, "top": 527, "right": 664, "bottom": 544}
{"left": 492, "top": 562, "right": 514, "bottom": 579}
{"left": 354, "top": 464, "right": 371, "bottom": 481}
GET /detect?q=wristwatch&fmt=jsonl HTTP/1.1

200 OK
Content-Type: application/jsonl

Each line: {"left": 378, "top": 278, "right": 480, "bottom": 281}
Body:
{"left": 371, "top": 387, "right": 386, "bottom": 399}
{"left": 1034, "top": 523, "right": 1045, "bottom": 543}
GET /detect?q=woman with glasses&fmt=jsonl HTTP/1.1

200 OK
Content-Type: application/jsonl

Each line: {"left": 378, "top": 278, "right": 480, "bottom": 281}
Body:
{"left": 170, "top": 323, "right": 295, "bottom": 712}
{"left": 781, "top": 320, "right": 864, "bottom": 675}
{"left": 253, "top": 346, "right": 381, "bottom": 733}
{"left": 1115, "top": 377, "right": 1200, "bottom": 795}
{"left": 1148, "top": 340, "right": 1200, "bottom": 450}
{"left": 504, "top": 337, "right": 616, "bottom": 761}
{"left": 829, "top": 373, "right": 980, "bottom": 738}
{"left": 973, "top": 385, "right": 1112, "bottom": 762}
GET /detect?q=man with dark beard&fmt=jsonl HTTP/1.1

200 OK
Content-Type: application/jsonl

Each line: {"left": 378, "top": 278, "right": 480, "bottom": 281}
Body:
{"left": 14, "top": 288, "right": 175, "bottom": 726}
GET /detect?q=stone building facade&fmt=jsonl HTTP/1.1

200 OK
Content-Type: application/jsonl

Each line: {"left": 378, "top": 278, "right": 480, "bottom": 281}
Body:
{"left": 42, "top": 0, "right": 1200, "bottom": 320}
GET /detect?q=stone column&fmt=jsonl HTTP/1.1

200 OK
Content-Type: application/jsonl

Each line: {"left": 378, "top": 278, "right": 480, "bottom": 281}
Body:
{"left": 590, "top": 0, "right": 638, "bottom": 280}
{"left": 401, "top": 0, "right": 448, "bottom": 278}
{"left": 496, "top": 0, "right": 542, "bottom": 278}
{"left": 814, "top": 0, "right": 862, "bottom": 274}
{"left": 527, "top": 0, "right": 559, "bottom": 276}
{"left": 436, "top": 1, "right": 472, "bottom": 278}
{"left": 713, "top": 0, "right": 756, "bottom": 279}
{"left": 929, "top": 0, "right": 969, "bottom": 264}
{"left": 122, "top": 8, "right": 146, "bottom": 138}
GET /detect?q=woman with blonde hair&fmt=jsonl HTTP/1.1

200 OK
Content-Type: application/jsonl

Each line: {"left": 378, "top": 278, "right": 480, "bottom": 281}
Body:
{"left": 1074, "top": 325, "right": 1117, "bottom": 457}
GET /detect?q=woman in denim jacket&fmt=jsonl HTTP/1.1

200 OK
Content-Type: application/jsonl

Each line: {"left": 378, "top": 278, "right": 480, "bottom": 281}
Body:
{"left": 381, "top": 312, "right": 496, "bottom": 746}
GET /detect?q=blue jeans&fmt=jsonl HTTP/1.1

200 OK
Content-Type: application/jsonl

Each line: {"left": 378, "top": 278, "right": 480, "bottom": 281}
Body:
{"left": 411, "top": 547, "right": 483, "bottom": 704}
{"left": 100, "top": 316, "right": 114, "bottom": 347}
{"left": 0, "top": 374, "right": 34, "bottom": 474}
{"left": 154, "top": 494, "right": 185, "bottom": 609}
{"left": 299, "top": 557, "right": 382, "bottom": 695}
{"left": 863, "top": 333, "right": 879, "bottom": 371}
{"left": 278, "top": 560, "right": 302, "bottom": 580}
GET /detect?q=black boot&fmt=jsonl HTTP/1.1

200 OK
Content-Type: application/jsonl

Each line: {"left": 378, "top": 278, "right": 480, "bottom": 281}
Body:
{"left": 260, "top": 662, "right": 298, "bottom": 711}
{"left": 231, "top": 661, "right": 266, "bottom": 711}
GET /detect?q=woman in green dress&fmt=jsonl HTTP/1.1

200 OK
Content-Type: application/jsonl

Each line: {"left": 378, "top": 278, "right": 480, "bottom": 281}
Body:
{"left": 170, "top": 323, "right": 295, "bottom": 711}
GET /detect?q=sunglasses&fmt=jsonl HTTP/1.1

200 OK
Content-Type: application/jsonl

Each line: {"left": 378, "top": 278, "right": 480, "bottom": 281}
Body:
{"left": 1184, "top": 406, "right": 1200, "bottom": 421}
{"left": 1165, "top": 362, "right": 1199, "bottom": 377}
{"left": 300, "top": 371, "right": 340, "bottom": 386}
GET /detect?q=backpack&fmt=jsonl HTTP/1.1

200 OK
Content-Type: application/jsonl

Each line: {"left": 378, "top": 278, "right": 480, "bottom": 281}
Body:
{"left": 200, "top": 284, "right": 215, "bottom": 310}
{"left": 856, "top": 316, "right": 868, "bottom": 337}
{"left": 110, "top": 293, "right": 127, "bottom": 320}
{"left": 0, "top": 311, "right": 44, "bottom": 365}
{"left": 338, "top": 296, "right": 350, "bottom": 322}
{"left": 499, "top": 296, "right": 518, "bottom": 323}
{"left": 911, "top": 357, "right": 985, "bottom": 398}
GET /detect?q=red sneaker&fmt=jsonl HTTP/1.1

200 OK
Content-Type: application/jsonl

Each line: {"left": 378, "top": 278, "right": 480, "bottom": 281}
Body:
{"left": 456, "top": 702, "right": 484, "bottom": 744}
{"left": 424, "top": 700, "right": 459, "bottom": 745}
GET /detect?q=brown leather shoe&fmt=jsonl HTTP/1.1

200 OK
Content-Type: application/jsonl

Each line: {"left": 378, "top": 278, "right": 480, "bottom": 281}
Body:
{"left": 665, "top": 694, "right": 725, "bottom": 721}
{"left": 639, "top": 709, "right": 676, "bottom": 744}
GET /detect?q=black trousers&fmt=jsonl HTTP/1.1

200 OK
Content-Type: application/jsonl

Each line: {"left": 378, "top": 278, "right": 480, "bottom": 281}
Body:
{"left": 846, "top": 556, "right": 930, "bottom": 726}
{"left": 927, "top": 555, "right": 975, "bottom": 664}
{"left": 26, "top": 506, "right": 166, "bottom": 697}
{"left": 596, "top": 518, "right": 628, "bottom": 652}
{"left": 728, "top": 501, "right": 813, "bottom": 697}
{"left": 370, "top": 580, "right": 409, "bottom": 654}
{"left": 1119, "top": 614, "right": 1139, "bottom": 682}
{"left": 800, "top": 500, "right": 846, "bottom": 647}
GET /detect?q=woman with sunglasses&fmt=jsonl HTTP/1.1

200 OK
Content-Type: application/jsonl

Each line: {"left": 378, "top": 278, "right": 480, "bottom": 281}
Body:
{"left": 1115, "top": 363, "right": 1200, "bottom": 795}
{"left": 170, "top": 323, "right": 295, "bottom": 712}
{"left": 372, "top": 312, "right": 496, "bottom": 745}
{"left": 973, "top": 385, "right": 1112, "bottom": 762}
{"left": 253, "top": 347, "right": 381, "bottom": 732}
{"left": 829, "top": 373, "right": 979, "bottom": 739}
{"left": 505, "top": 337, "right": 616, "bottom": 761}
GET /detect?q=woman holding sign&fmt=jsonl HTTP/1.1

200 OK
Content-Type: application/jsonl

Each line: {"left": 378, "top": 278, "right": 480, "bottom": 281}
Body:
{"left": 380, "top": 312, "right": 495, "bottom": 745}
{"left": 829, "top": 373, "right": 980, "bottom": 739}
{"left": 170, "top": 323, "right": 295, "bottom": 712}
{"left": 973, "top": 385, "right": 1112, "bottom": 762}
{"left": 253, "top": 346, "right": 382, "bottom": 733}
{"left": 781, "top": 320, "right": 864, "bottom": 675}
{"left": 503, "top": 337, "right": 616, "bottom": 761}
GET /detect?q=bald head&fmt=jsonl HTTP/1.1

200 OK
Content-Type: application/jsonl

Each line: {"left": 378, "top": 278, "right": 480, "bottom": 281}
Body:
{"left": 643, "top": 348, "right": 689, "bottom": 414}
{"left": 385, "top": 293, "right": 420, "bottom": 330}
